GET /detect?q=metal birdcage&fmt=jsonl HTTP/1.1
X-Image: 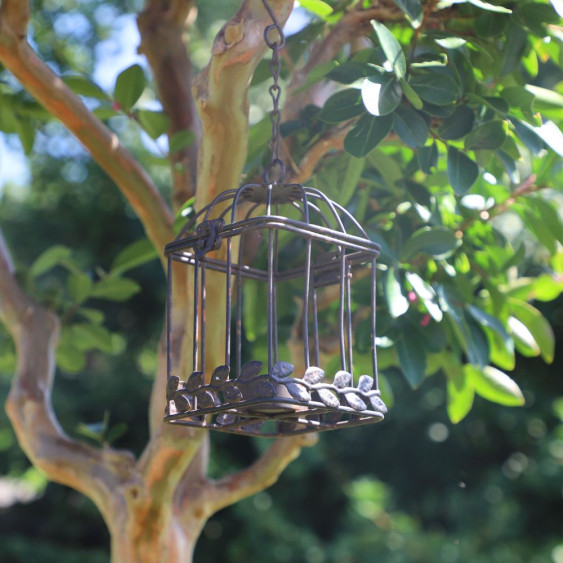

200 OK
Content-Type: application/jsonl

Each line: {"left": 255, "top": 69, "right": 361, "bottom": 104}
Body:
{"left": 163, "top": 1, "right": 387, "bottom": 437}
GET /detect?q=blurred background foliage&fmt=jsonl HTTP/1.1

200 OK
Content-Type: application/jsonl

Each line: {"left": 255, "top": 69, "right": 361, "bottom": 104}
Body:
{"left": 1, "top": 0, "right": 563, "bottom": 561}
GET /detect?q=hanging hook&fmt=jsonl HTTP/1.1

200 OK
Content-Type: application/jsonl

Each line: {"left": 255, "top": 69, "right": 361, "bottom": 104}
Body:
{"left": 261, "top": 0, "right": 286, "bottom": 185}
{"left": 261, "top": 0, "right": 286, "bottom": 48}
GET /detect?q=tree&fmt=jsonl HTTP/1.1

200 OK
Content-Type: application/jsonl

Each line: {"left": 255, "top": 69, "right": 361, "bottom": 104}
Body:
{"left": 0, "top": 0, "right": 562, "bottom": 561}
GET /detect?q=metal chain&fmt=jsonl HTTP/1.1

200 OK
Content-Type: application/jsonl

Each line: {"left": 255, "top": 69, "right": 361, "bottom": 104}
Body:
{"left": 262, "top": 0, "right": 286, "bottom": 185}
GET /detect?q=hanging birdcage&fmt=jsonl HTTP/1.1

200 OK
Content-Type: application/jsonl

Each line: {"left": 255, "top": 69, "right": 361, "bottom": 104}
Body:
{"left": 163, "top": 1, "right": 387, "bottom": 437}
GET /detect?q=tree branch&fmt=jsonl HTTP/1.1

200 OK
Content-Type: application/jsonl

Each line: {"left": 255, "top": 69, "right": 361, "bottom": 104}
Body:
{"left": 0, "top": 2, "right": 174, "bottom": 262}
{"left": 0, "top": 229, "right": 134, "bottom": 522}
{"left": 289, "top": 125, "right": 351, "bottom": 183}
{"left": 182, "top": 434, "right": 317, "bottom": 517}
{"left": 138, "top": 0, "right": 199, "bottom": 210}
{"left": 193, "top": 0, "right": 294, "bottom": 209}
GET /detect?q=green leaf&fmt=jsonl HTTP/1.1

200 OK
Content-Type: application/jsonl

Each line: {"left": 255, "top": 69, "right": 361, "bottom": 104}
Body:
{"left": 517, "top": 206, "right": 558, "bottom": 255}
{"left": 371, "top": 20, "right": 406, "bottom": 79}
{"left": 327, "top": 61, "right": 371, "bottom": 84}
{"left": 405, "top": 272, "right": 443, "bottom": 321}
{"left": 466, "top": 304, "right": 511, "bottom": 351}
{"left": 465, "top": 120, "right": 507, "bottom": 150}
{"left": 30, "top": 245, "right": 72, "bottom": 277}
{"left": 14, "top": 117, "right": 35, "bottom": 155}
{"left": 447, "top": 146, "right": 479, "bottom": 195}
{"left": 392, "top": 0, "right": 423, "bottom": 28}
{"left": 402, "top": 226, "right": 459, "bottom": 259}
{"left": 77, "top": 308, "right": 105, "bottom": 325}
{"left": 71, "top": 323, "right": 114, "bottom": 354}
{"left": 339, "top": 157, "right": 365, "bottom": 207}
{"left": 525, "top": 85, "right": 563, "bottom": 110}
{"left": 113, "top": 64, "right": 146, "bottom": 112}
{"left": 294, "top": 61, "right": 338, "bottom": 94}
{"left": 444, "top": 360, "right": 474, "bottom": 423}
{"left": 67, "top": 272, "right": 92, "bottom": 305}
{"left": 137, "top": 110, "right": 169, "bottom": 139}
{"left": 104, "top": 422, "right": 128, "bottom": 444}
{"left": 63, "top": 75, "right": 109, "bottom": 100}
{"left": 465, "top": 365, "right": 524, "bottom": 407}
{"left": 510, "top": 118, "right": 545, "bottom": 155}
{"left": 298, "top": 0, "right": 333, "bottom": 19}
{"left": 90, "top": 277, "right": 141, "bottom": 301}
{"left": 409, "top": 71, "right": 460, "bottom": 105}
{"left": 393, "top": 105, "right": 428, "bottom": 148}
{"left": 535, "top": 121, "right": 563, "bottom": 157}
{"left": 397, "top": 333, "right": 427, "bottom": 388}
{"left": 526, "top": 197, "right": 563, "bottom": 244}
{"left": 361, "top": 75, "right": 402, "bottom": 116}
{"left": 399, "top": 77, "right": 423, "bottom": 109}
{"left": 501, "top": 23, "right": 528, "bottom": 75}
{"left": 56, "top": 343, "right": 86, "bottom": 373}
{"left": 417, "top": 142, "right": 438, "bottom": 174}
{"left": 169, "top": 130, "right": 195, "bottom": 154}
{"left": 508, "top": 299, "right": 555, "bottom": 363}
{"left": 111, "top": 239, "right": 158, "bottom": 275}
{"left": 439, "top": 105, "right": 475, "bottom": 140}
{"left": 319, "top": 89, "right": 364, "bottom": 123}
{"left": 435, "top": 37, "right": 467, "bottom": 49}
{"left": 385, "top": 267, "right": 409, "bottom": 318}
{"left": 467, "top": 0, "right": 512, "bottom": 13}
{"left": 344, "top": 113, "right": 393, "bottom": 157}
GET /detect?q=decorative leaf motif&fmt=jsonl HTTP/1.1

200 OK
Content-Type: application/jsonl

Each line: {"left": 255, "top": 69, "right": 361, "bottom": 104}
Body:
{"left": 217, "top": 413, "right": 237, "bottom": 426}
{"left": 185, "top": 371, "right": 204, "bottom": 393}
{"left": 317, "top": 388, "right": 341, "bottom": 407}
{"left": 303, "top": 366, "right": 324, "bottom": 385}
{"left": 254, "top": 380, "right": 276, "bottom": 399}
{"left": 238, "top": 361, "right": 263, "bottom": 382}
{"left": 370, "top": 395, "right": 388, "bottom": 414}
{"left": 333, "top": 370, "right": 352, "bottom": 388}
{"left": 286, "top": 382, "right": 311, "bottom": 402}
{"left": 222, "top": 383, "right": 243, "bottom": 403}
{"left": 174, "top": 394, "right": 193, "bottom": 413}
{"left": 271, "top": 361, "right": 294, "bottom": 380}
{"left": 196, "top": 390, "right": 219, "bottom": 409}
{"left": 345, "top": 393, "right": 367, "bottom": 411}
{"left": 357, "top": 375, "right": 374, "bottom": 393}
{"left": 166, "top": 376, "right": 180, "bottom": 399}
{"left": 210, "top": 365, "right": 230, "bottom": 388}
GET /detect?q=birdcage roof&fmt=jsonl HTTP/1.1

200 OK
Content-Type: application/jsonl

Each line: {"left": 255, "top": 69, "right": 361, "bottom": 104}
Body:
{"left": 165, "top": 182, "right": 381, "bottom": 260}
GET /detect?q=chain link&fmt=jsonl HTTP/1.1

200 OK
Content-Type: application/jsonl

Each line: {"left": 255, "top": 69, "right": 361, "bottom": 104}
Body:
{"left": 262, "top": 0, "right": 286, "bottom": 185}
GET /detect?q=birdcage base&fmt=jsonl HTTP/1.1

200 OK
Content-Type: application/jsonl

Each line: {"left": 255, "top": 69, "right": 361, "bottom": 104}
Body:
{"left": 164, "top": 361, "right": 387, "bottom": 437}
